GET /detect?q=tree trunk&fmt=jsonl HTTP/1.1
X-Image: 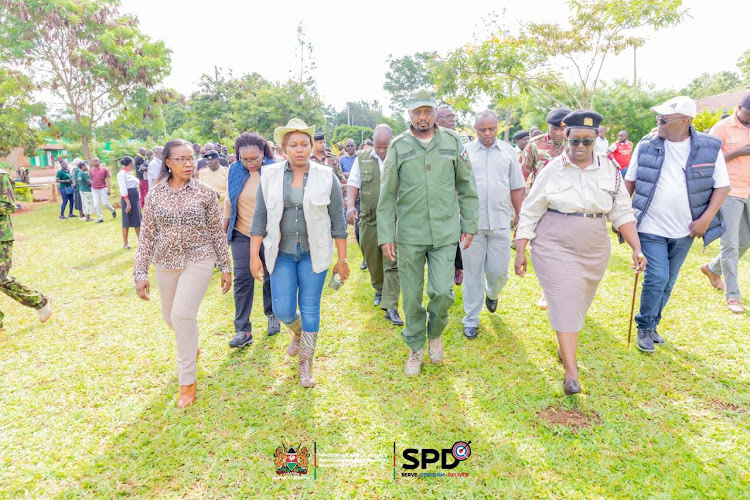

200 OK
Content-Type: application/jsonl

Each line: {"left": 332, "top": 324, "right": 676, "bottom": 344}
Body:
{"left": 504, "top": 106, "right": 513, "bottom": 142}
{"left": 81, "top": 134, "right": 92, "bottom": 163}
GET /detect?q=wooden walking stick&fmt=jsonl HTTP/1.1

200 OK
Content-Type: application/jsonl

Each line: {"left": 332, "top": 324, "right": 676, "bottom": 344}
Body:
{"left": 628, "top": 253, "right": 645, "bottom": 347}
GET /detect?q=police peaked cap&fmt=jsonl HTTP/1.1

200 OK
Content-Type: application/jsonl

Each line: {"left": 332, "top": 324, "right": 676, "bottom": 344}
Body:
{"left": 561, "top": 109, "right": 604, "bottom": 130}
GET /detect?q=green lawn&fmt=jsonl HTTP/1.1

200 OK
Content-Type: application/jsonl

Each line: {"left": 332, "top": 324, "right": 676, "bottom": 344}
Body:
{"left": 1, "top": 200, "right": 749, "bottom": 499}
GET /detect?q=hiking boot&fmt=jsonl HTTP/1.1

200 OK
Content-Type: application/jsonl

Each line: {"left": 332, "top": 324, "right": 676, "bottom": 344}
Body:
{"left": 636, "top": 327, "right": 655, "bottom": 353}
{"left": 404, "top": 348, "right": 424, "bottom": 377}
{"left": 267, "top": 314, "right": 281, "bottom": 336}
{"left": 229, "top": 330, "right": 253, "bottom": 348}
{"left": 649, "top": 329, "right": 664, "bottom": 344}
{"left": 727, "top": 298, "right": 745, "bottom": 314}
{"left": 428, "top": 336, "right": 444, "bottom": 363}
{"left": 700, "top": 264, "right": 725, "bottom": 291}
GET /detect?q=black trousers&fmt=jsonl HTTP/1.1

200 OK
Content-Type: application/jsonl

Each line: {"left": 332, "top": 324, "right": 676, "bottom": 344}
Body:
{"left": 231, "top": 231, "right": 272, "bottom": 332}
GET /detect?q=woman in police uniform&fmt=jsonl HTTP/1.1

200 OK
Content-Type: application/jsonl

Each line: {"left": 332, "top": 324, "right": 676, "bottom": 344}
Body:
{"left": 514, "top": 110, "right": 646, "bottom": 395}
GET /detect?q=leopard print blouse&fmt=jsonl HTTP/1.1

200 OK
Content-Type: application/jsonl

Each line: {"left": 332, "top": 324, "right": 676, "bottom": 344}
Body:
{"left": 133, "top": 178, "right": 231, "bottom": 282}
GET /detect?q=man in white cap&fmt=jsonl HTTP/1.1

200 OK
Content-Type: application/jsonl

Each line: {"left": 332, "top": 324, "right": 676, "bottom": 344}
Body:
{"left": 624, "top": 96, "right": 730, "bottom": 353}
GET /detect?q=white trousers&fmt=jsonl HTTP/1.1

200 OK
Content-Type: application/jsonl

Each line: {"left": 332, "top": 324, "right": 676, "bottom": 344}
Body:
{"left": 460, "top": 228, "right": 511, "bottom": 327}
{"left": 92, "top": 188, "right": 114, "bottom": 219}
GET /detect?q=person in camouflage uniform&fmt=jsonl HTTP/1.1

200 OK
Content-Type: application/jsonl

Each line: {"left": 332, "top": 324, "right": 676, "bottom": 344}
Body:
{"left": 520, "top": 107, "right": 571, "bottom": 188}
{"left": 312, "top": 132, "right": 347, "bottom": 198}
{"left": 0, "top": 168, "right": 52, "bottom": 328}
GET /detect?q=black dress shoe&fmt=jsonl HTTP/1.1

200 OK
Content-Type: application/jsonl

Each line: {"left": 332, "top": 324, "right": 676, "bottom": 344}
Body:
{"left": 463, "top": 326, "right": 478, "bottom": 339}
{"left": 384, "top": 309, "right": 404, "bottom": 326}
{"left": 360, "top": 260, "right": 367, "bottom": 270}
{"left": 373, "top": 293, "right": 382, "bottom": 307}
{"left": 485, "top": 295, "right": 498, "bottom": 313}
{"left": 649, "top": 329, "right": 664, "bottom": 344}
{"left": 563, "top": 379, "right": 581, "bottom": 395}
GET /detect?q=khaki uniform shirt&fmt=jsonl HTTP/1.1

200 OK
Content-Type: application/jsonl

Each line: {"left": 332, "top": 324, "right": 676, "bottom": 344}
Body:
{"left": 198, "top": 166, "right": 229, "bottom": 205}
{"left": 516, "top": 152, "right": 636, "bottom": 241}
{"left": 377, "top": 125, "right": 479, "bottom": 247}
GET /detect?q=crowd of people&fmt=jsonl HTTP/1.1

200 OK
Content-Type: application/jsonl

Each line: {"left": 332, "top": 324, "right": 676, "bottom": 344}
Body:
{"left": 15, "top": 87, "right": 746, "bottom": 408}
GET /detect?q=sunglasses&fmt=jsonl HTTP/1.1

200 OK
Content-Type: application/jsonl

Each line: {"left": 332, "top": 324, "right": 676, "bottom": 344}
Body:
{"left": 656, "top": 116, "right": 684, "bottom": 126}
{"left": 568, "top": 138, "right": 595, "bottom": 147}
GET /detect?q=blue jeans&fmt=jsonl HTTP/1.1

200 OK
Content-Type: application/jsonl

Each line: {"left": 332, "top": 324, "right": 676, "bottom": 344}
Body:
{"left": 270, "top": 244, "right": 327, "bottom": 332}
{"left": 636, "top": 233, "right": 694, "bottom": 330}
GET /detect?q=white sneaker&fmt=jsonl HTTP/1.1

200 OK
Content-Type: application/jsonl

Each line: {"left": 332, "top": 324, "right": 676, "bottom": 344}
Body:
{"left": 79, "top": 217, "right": 86, "bottom": 221}
{"left": 38, "top": 303, "right": 52, "bottom": 323}
{"left": 727, "top": 298, "right": 745, "bottom": 314}
{"left": 537, "top": 293, "right": 548, "bottom": 310}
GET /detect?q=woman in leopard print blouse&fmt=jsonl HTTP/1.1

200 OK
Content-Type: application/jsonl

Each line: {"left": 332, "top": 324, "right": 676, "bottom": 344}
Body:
{"left": 134, "top": 139, "right": 232, "bottom": 409}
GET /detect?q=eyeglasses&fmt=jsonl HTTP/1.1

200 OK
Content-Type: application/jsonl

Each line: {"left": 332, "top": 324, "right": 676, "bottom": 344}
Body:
{"left": 168, "top": 156, "right": 196, "bottom": 165}
{"left": 568, "top": 138, "right": 595, "bottom": 147}
{"left": 241, "top": 156, "right": 263, "bottom": 164}
{"left": 656, "top": 116, "right": 683, "bottom": 126}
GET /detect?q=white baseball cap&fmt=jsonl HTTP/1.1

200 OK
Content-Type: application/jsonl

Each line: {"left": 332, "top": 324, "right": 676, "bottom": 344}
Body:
{"left": 651, "top": 96, "right": 697, "bottom": 118}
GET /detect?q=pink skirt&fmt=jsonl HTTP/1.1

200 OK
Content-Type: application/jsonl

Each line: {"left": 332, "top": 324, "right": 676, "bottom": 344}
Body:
{"left": 530, "top": 211, "right": 610, "bottom": 332}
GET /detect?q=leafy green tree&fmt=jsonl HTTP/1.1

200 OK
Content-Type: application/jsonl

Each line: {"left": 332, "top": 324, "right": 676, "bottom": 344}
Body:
{"left": 0, "top": 0, "right": 171, "bottom": 160}
{"left": 384, "top": 52, "right": 437, "bottom": 111}
{"left": 0, "top": 68, "right": 43, "bottom": 156}
{"left": 738, "top": 48, "right": 750, "bottom": 83}
{"left": 331, "top": 125, "right": 373, "bottom": 147}
{"left": 593, "top": 79, "right": 674, "bottom": 144}
{"left": 681, "top": 71, "right": 742, "bottom": 99}
{"left": 527, "top": 0, "right": 687, "bottom": 108}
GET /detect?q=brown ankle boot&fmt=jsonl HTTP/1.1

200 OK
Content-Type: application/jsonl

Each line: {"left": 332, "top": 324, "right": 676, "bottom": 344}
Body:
{"left": 177, "top": 382, "right": 197, "bottom": 409}
{"left": 286, "top": 316, "right": 303, "bottom": 357}
{"left": 298, "top": 331, "right": 318, "bottom": 388}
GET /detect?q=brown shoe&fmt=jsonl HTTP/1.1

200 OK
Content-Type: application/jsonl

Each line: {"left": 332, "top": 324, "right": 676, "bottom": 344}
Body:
{"left": 177, "top": 382, "right": 197, "bottom": 409}
{"left": 700, "top": 264, "right": 725, "bottom": 291}
{"left": 563, "top": 379, "right": 581, "bottom": 395}
{"left": 727, "top": 298, "right": 745, "bottom": 314}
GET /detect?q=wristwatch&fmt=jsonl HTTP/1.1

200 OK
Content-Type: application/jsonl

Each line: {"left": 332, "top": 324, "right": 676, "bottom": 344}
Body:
{"left": 337, "top": 258, "right": 348, "bottom": 264}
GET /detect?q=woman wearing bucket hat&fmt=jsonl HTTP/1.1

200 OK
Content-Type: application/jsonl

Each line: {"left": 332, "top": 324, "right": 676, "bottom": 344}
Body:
{"left": 250, "top": 118, "right": 348, "bottom": 388}
{"left": 514, "top": 109, "right": 645, "bottom": 396}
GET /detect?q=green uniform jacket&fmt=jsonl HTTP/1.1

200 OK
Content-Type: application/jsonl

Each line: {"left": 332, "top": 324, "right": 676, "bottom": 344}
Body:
{"left": 358, "top": 148, "right": 382, "bottom": 226}
{"left": 0, "top": 170, "right": 16, "bottom": 242}
{"left": 377, "top": 126, "right": 478, "bottom": 247}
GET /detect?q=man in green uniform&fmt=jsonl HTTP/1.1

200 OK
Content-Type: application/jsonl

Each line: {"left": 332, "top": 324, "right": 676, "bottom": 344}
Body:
{"left": 0, "top": 168, "right": 52, "bottom": 329}
{"left": 378, "top": 89, "right": 478, "bottom": 376}
{"left": 346, "top": 125, "right": 403, "bottom": 326}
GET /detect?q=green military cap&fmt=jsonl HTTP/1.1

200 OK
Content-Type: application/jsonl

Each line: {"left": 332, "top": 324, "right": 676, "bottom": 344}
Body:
{"left": 408, "top": 88, "right": 437, "bottom": 110}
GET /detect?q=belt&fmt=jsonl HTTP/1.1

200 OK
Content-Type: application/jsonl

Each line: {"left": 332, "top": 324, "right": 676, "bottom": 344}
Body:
{"left": 548, "top": 208, "right": 603, "bottom": 219}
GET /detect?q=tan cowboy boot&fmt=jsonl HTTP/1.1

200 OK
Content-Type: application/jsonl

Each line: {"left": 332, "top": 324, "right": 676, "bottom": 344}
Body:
{"left": 287, "top": 315, "right": 303, "bottom": 357}
{"left": 177, "top": 382, "right": 197, "bottom": 409}
{"left": 298, "top": 331, "right": 318, "bottom": 388}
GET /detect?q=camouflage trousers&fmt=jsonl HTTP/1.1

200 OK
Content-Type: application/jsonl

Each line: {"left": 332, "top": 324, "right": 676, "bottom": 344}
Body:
{"left": 0, "top": 242, "right": 48, "bottom": 327}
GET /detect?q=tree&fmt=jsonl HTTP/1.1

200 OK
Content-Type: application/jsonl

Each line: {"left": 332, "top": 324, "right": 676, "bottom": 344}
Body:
{"left": 681, "top": 71, "right": 742, "bottom": 99}
{"left": 432, "top": 28, "right": 562, "bottom": 141}
{"left": 383, "top": 52, "right": 437, "bottom": 111}
{"left": 331, "top": 125, "right": 372, "bottom": 147}
{"left": 0, "top": 0, "right": 171, "bottom": 160}
{"left": 0, "top": 68, "right": 44, "bottom": 156}
{"left": 527, "top": 0, "right": 687, "bottom": 108}
{"left": 736, "top": 48, "right": 750, "bottom": 83}
{"left": 592, "top": 79, "right": 674, "bottom": 144}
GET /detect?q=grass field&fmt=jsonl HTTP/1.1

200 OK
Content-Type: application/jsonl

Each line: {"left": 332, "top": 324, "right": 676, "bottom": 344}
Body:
{"left": 1, "top": 199, "right": 749, "bottom": 499}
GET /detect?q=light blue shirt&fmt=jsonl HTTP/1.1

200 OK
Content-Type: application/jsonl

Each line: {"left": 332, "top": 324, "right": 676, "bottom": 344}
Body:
{"left": 466, "top": 138, "right": 526, "bottom": 231}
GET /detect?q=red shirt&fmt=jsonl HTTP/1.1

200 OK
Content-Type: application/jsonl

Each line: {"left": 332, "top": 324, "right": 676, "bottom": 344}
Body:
{"left": 89, "top": 166, "right": 110, "bottom": 190}
{"left": 610, "top": 140, "right": 633, "bottom": 170}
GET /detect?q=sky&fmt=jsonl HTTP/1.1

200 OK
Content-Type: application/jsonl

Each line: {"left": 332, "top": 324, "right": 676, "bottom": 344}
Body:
{"left": 122, "top": 0, "right": 749, "bottom": 112}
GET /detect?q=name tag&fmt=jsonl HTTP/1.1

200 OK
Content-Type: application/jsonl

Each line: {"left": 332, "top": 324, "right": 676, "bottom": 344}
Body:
{"left": 692, "top": 163, "right": 715, "bottom": 168}
{"left": 400, "top": 150, "right": 416, "bottom": 159}
{"left": 439, "top": 148, "right": 456, "bottom": 155}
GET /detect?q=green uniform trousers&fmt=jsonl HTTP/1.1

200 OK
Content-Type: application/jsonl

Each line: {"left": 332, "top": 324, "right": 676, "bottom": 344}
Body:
{"left": 0, "top": 242, "right": 48, "bottom": 327}
{"left": 397, "top": 241, "right": 455, "bottom": 351}
{"left": 359, "top": 221, "right": 400, "bottom": 310}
